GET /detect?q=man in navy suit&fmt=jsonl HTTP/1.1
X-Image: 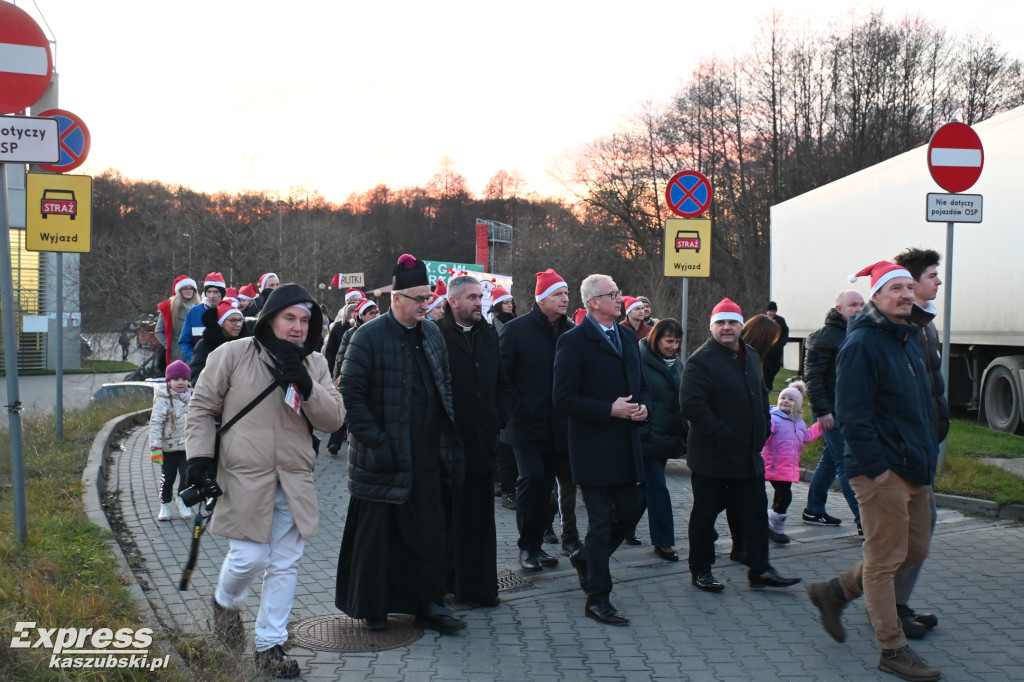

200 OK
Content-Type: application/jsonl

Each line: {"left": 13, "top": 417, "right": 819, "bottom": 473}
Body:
{"left": 554, "top": 274, "right": 650, "bottom": 626}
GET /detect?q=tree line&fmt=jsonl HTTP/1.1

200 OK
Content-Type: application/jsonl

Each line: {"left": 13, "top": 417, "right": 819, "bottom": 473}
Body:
{"left": 82, "top": 10, "right": 1022, "bottom": 352}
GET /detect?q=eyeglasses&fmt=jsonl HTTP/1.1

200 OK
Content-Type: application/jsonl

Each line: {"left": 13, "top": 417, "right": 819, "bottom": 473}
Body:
{"left": 225, "top": 317, "right": 244, "bottom": 324}
{"left": 396, "top": 292, "right": 432, "bottom": 304}
{"left": 592, "top": 290, "right": 622, "bottom": 300}
{"left": 363, "top": 309, "right": 380, "bottom": 317}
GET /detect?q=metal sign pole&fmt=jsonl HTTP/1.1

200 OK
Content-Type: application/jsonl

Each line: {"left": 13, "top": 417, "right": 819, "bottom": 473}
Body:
{"left": 681, "top": 277, "right": 689, "bottom": 355}
{"left": 938, "top": 221, "right": 954, "bottom": 470}
{"left": 56, "top": 251, "right": 63, "bottom": 440}
{"left": 0, "top": 163, "right": 28, "bottom": 544}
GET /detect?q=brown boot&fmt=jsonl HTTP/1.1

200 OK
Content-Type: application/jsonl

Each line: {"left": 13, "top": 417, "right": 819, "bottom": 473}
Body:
{"left": 807, "top": 578, "right": 848, "bottom": 642}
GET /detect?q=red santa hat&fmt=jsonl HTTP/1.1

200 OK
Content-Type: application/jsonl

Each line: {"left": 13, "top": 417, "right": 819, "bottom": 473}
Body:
{"left": 572, "top": 308, "right": 588, "bottom": 325}
{"left": 710, "top": 298, "right": 743, "bottom": 324}
{"left": 434, "top": 278, "right": 447, "bottom": 298}
{"left": 426, "top": 293, "right": 445, "bottom": 312}
{"left": 535, "top": 269, "right": 567, "bottom": 301}
{"left": 224, "top": 287, "right": 239, "bottom": 304}
{"left": 344, "top": 287, "right": 364, "bottom": 302}
{"left": 204, "top": 272, "right": 227, "bottom": 291}
{"left": 172, "top": 275, "right": 197, "bottom": 295}
{"left": 848, "top": 260, "right": 913, "bottom": 296}
{"left": 355, "top": 298, "right": 378, "bottom": 317}
{"left": 622, "top": 296, "right": 643, "bottom": 315}
{"left": 259, "top": 272, "right": 278, "bottom": 290}
{"left": 238, "top": 283, "right": 259, "bottom": 300}
{"left": 490, "top": 287, "right": 512, "bottom": 306}
{"left": 216, "top": 300, "right": 243, "bottom": 326}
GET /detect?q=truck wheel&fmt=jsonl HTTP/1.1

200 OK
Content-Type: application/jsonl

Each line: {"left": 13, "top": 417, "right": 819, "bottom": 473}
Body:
{"left": 984, "top": 366, "right": 1023, "bottom": 434}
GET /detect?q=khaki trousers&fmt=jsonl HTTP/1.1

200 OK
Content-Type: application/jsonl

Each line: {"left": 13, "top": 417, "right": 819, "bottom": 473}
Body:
{"left": 837, "top": 472, "right": 933, "bottom": 650}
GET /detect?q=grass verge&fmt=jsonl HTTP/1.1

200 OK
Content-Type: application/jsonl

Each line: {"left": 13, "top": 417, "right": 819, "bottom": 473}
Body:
{"left": 0, "top": 396, "right": 185, "bottom": 681}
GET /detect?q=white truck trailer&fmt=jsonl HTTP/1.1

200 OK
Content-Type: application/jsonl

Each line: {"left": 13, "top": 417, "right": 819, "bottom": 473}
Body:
{"left": 770, "top": 105, "right": 1024, "bottom": 433}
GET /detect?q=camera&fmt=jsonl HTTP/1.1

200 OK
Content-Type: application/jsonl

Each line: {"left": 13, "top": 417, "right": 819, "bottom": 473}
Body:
{"left": 179, "top": 475, "right": 223, "bottom": 508}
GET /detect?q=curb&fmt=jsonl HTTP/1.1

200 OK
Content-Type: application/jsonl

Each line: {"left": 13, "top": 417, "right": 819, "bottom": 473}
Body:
{"left": 81, "top": 408, "right": 190, "bottom": 674}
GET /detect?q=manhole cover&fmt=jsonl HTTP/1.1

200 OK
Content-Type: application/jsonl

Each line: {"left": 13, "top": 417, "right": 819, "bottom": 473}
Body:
{"left": 290, "top": 614, "right": 422, "bottom": 652}
{"left": 497, "top": 567, "right": 531, "bottom": 592}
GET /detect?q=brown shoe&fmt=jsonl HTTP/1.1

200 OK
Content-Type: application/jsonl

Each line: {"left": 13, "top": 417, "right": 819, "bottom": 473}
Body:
{"left": 806, "top": 578, "right": 848, "bottom": 643}
{"left": 878, "top": 645, "right": 942, "bottom": 681}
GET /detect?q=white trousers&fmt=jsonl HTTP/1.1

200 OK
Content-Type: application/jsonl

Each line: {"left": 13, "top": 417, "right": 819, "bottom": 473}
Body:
{"left": 214, "top": 486, "right": 305, "bottom": 652}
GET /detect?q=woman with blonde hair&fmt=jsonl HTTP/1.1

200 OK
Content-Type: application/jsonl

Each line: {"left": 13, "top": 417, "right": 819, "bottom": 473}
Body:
{"left": 155, "top": 275, "right": 198, "bottom": 368}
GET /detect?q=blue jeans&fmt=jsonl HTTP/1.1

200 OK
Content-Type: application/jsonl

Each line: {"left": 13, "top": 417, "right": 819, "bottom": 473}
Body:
{"left": 805, "top": 423, "right": 860, "bottom": 524}
{"left": 632, "top": 458, "right": 674, "bottom": 547}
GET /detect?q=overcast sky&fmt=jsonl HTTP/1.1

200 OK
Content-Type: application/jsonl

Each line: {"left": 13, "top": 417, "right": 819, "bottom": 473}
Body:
{"left": 19, "top": 0, "right": 1024, "bottom": 203}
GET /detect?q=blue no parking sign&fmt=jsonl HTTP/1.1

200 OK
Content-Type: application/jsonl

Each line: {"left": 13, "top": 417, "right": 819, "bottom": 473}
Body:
{"left": 36, "top": 109, "right": 91, "bottom": 173}
{"left": 665, "top": 170, "right": 712, "bottom": 218}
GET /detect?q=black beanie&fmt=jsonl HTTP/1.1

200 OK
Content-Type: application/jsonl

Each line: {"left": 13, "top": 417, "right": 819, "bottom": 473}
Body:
{"left": 392, "top": 254, "right": 428, "bottom": 290}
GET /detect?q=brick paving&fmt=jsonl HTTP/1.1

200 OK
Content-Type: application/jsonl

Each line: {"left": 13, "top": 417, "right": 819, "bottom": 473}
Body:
{"left": 108, "top": 425, "right": 1024, "bottom": 680}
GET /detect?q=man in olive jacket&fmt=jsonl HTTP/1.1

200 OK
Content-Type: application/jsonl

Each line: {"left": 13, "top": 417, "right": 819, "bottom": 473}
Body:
{"left": 680, "top": 298, "right": 800, "bottom": 593}
{"left": 186, "top": 283, "right": 346, "bottom": 678}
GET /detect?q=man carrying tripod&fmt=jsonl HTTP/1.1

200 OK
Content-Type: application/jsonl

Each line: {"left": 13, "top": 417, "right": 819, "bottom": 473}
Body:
{"left": 185, "top": 284, "right": 345, "bottom": 678}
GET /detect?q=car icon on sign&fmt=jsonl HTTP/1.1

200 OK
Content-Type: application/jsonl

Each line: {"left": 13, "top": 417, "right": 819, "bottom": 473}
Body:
{"left": 674, "top": 230, "right": 701, "bottom": 253}
{"left": 41, "top": 189, "right": 77, "bottom": 220}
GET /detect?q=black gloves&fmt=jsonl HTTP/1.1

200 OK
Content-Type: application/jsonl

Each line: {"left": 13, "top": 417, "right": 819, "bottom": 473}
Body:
{"left": 279, "top": 363, "right": 314, "bottom": 400}
{"left": 185, "top": 456, "right": 217, "bottom": 486}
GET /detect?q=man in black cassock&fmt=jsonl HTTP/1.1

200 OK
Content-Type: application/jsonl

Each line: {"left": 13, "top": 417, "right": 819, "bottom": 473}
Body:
{"left": 335, "top": 254, "right": 465, "bottom": 634}
{"left": 436, "top": 275, "right": 511, "bottom": 607}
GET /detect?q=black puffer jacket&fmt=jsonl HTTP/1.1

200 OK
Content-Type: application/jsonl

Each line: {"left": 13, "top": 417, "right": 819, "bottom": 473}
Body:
{"left": 639, "top": 338, "right": 685, "bottom": 460}
{"left": 837, "top": 302, "right": 938, "bottom": 485}
{"left": 680, "top": 337, "right": 770, "bottom": 479}
{"left": 803, "top": 307, "right": 848, "bottom": 419}
{"left": 339, "top": 311, "right": 460, "bottom": 504}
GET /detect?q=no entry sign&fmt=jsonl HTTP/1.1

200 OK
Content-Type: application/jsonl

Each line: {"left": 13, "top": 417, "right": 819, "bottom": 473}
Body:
{"left": 0, "top": 2, "right": 53, "bottom": 114}
{"left": 665, "top": 170, "right": 712, "bottom": 218}
{"left": 927, "top": 122, "right": 984, "bottom": 193}
{"left": 36, "top": 109, "right": 91, "bottom": 173}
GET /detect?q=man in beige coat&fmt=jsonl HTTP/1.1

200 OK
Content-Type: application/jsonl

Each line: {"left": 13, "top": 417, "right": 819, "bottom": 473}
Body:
{"left": 186, "top": 283, "right": 345, "bottom": 679}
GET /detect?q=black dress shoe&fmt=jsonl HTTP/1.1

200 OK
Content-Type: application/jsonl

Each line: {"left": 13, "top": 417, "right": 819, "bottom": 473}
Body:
{"left": 467, "top": 596, "right": 501, "bottom": 608}
{"left": 654, "top": 546, "right": 679, "bottom": 562}
{"left": 537, "top": 549, "right": 559, "bottom": 568}
{"left": 561, "top": 538, "right": 583, "bottom": 555}
{"left": 363, "top": 617, "right": 388, "bottom": 631}
{"left": 691, "top": 571, "right": 725, "bottom": 592}
{"left": 543, "top": 526, "right": 559, "bottom": 544}
{"left": 749, "top": 568, "right": 801, "bottom": 588}
{"left": 729, "top": 549, "right": 747, "bottom": 564}
{"left": 624, "top": 536, "right": 642, "bottom": 546}
{"left": 519, "top": 549, "right": 542, "bottom": 572}
{"left": 568, "top": 550, "right": 588, "bottom": 592}
{"left": 416, "top": 602, "right": 467, "bottom": 635}
{"left": 585, "top": 601, "right": 629, "bottom": 626}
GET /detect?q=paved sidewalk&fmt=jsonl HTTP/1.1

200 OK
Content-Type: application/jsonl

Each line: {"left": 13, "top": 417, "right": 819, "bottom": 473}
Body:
{"left": 109, "top": 425, "right": 1024, "bottom": 680}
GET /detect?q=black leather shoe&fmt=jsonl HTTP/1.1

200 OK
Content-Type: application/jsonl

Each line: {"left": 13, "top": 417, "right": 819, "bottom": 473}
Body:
{"left": 749, "top": 568, "right": 801, "bottom": 588}
{"left": 691, "top": 571, "right": 725, "bottom": 592}
{"left": 416, "top": 602, "right": 467, "bottom": 635}
{"left": 537, "top": 549, "right": 559, "bottom": 568}
{"left": 543, "top": 526, "right": 558, "bottom": 544}
{"left": 364, "top": 617, "right": 388, "bottom": 631}
{"left": 654, "top": 546, "right": 679, "bottom": 562}
{"left": 585, "top": 601, "right": 629, "bottom": 626}
{"left": 729, "top": 549, "right": 747, "bottom": 564}
{"left": 569, "top": 550, "right": 588, "bottom": 592}
{"left": 519, "top": 549, "right": 542, "bottom": 572}
{"left": 467, "top": 596, "right": 500, "bottom": 608}
{"left": 898, "top": 603, "right": 938, "bottom": 629}
{"left": 561, "top": 538, "right": 583, "bottom": 555}
{"left": 624, "top": 536, "right": 642, "bottom": 546}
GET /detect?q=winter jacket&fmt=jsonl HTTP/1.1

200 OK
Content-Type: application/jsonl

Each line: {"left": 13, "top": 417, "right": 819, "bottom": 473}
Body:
{"left": 638, "top": 338, "right": 685, "bottom": 460}
{"left": 836, "top": 301, "right": 938, "bottom": 486}
{"left": 178, "top": 300, "right": 214, "bottom": 363}
{"left": 189, "top": 306, "right": 250, "bottom": 385}
{"left": 332, "top": 321, "right": 363, "bottom": 380}
{"left": 619, "top": 320, "right": 650, "bottom": 342}
{"left": 323, "top": 322, "right": 346, "bottom": 377}
{"left": 499, "top": 304, "right": 574, "bottom": 452}
{"left": 908, "top": 303, "right": 951, "bottom": 443}
{"left": 185, "top": 284, "right": 346, "bottom": 543}
{"left": 156, "top": 297, "right": 194, "bottom": 366}
{"left": 149, "top": 384, "right": 190, "bottom": 451}
{"left": 436, "top": 307, "right": 511, "bottom": 475}
{"left": 339, "top": 311, "right": 461, "bottom": 504}
{"left": 761, "top": 407, "right": 822, "bottom": 482}
{"left": 680, "top": 337, "right": 771, "bottom": 479}
{"left": 803, "top": 307, "right": 848, "bottom": 419}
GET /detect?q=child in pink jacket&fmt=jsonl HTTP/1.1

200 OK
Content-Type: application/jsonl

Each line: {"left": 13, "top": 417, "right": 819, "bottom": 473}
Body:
{"left": 762, "top": 381, "right": 822, "bottom": 544}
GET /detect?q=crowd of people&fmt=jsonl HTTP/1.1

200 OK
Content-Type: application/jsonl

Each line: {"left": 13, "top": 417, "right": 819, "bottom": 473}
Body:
{"left": 145, "top": 247, "right": 947, "bottom": 681}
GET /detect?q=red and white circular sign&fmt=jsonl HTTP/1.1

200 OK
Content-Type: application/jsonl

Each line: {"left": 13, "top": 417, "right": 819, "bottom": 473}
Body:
{"left": 927, "top": 122, "right": 984, "bottom": 193}
{"left": 0, "top": 2, "right": 53, "bottom": 114}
